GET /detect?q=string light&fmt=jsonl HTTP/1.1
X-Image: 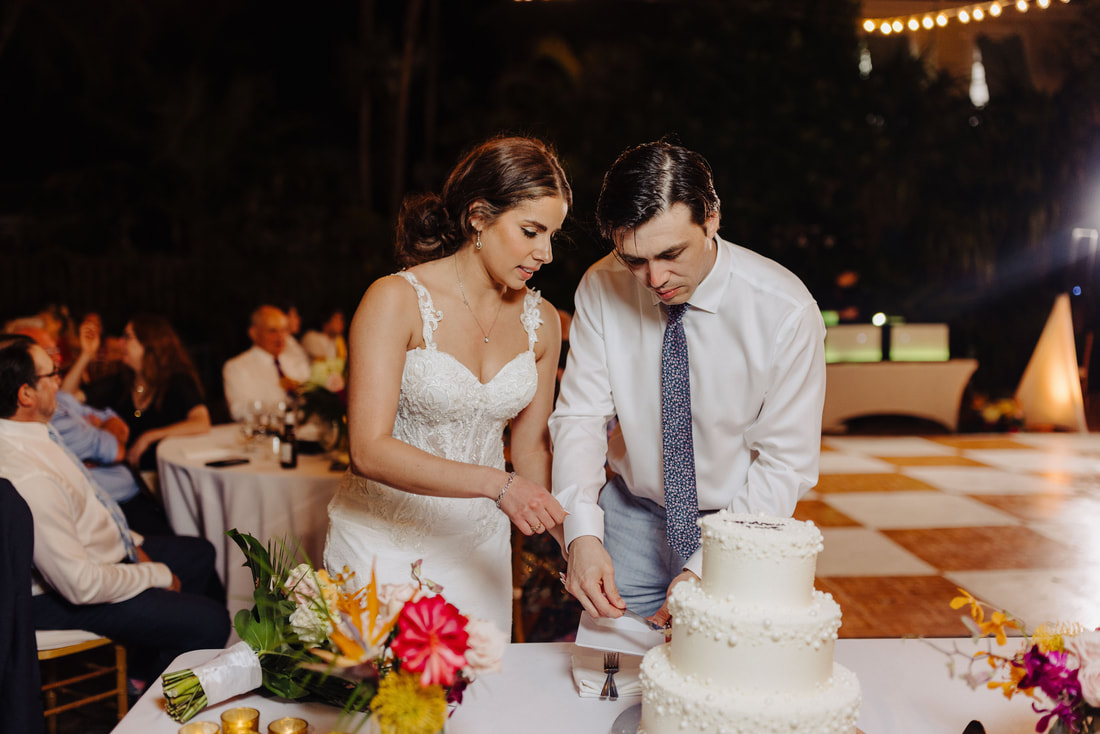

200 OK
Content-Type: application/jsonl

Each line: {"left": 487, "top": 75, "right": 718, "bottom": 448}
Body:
{"left": 862, "top": 0, "right": 1067, "bottom": 34}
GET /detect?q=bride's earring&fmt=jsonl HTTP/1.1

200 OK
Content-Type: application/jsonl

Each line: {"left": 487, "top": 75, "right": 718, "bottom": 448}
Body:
{"left": 475, "top": 231, "right": 482, "bottom": 250}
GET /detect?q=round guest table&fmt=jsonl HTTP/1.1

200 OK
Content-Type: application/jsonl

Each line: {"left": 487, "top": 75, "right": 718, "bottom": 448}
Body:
{"left": 157, "top": 424, "right": 344, "bottom": 622}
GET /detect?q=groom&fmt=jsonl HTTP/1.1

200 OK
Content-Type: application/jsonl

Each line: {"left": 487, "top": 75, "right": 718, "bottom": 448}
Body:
{"left": 549, "top": 139, "right": 826, "bottom": 625}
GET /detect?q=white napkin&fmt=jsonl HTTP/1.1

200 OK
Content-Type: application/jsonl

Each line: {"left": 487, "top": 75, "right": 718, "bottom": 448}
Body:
{"left": 570, "top": 651, "right": 643, "bottom": 698}
{"left": 574, "top": 612, "right": 667, "bottom": 655}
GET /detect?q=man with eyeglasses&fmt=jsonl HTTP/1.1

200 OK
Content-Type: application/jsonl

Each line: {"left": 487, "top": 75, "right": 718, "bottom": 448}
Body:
{"left": 0, "top": 335, "right": 229, "bottom": 688}
{"left": 12, "top": 325, "right": 174, "bottom": 537}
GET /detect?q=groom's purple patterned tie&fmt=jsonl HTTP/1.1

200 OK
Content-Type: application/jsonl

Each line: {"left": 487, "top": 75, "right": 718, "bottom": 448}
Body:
{"left": 661, "top": 303, "right": 700, "bottom": 558}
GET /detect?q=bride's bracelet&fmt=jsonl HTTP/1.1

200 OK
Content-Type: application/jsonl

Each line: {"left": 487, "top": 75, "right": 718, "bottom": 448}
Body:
{"left": 495, "top": 471, "right": 516, "bottom": 510}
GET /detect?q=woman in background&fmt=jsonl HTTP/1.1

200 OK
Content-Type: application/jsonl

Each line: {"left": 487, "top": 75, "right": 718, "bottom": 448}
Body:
{"left": 83, "top": 315, "right": 211, "bottom": 471}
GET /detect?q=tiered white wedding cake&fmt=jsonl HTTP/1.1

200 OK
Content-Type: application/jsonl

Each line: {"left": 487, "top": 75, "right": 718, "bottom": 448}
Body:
{"left": 638, "top": 512, "right": 861, "bottom": 734}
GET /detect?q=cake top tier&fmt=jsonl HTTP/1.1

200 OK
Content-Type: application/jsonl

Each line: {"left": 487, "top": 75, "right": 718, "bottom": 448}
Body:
{"left": 700, "top": 511, "right": 823, "bottom": 561}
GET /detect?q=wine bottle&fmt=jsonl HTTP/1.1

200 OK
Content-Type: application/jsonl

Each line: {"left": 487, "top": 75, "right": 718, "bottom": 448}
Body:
{"left": 280, "top": 409, "right": 298, "bottom": 469}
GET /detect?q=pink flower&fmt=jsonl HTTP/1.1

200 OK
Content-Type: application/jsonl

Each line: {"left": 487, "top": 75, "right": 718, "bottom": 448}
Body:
{"left": 1067, "top": 631, "right": 1100, "bottom": 706}
{"left": 463, "top": 619, "right": 506, "bottom": 677}
{"left": 323, "top": 373, "right": 345, "bottom": 393}
{"left": 391, "top": 595, "right": 469, "bottom": 687}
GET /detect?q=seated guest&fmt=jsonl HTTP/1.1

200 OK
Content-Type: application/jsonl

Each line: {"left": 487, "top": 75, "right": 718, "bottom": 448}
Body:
{"left": 223, "top": 305, "right": 311, "bottom": 421}
{"left": 81, "top": 315, "right": 211, "bottom": 472}
{"left": 59, "top": 313, "right": 121, "bottom": 393}
{"left": 0, "top": 337, "right": 229, "bottom": 685}
{"left": 281, "top": 303, "right": 311, "bottom": 375}
{"left": 301, "top": 308, "right": 347, "bottom": 364}
{"left": 8, "top": 329, "right": 172, "bottom": 536}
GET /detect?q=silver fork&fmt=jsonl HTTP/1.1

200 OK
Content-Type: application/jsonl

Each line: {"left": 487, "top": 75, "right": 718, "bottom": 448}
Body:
{"left": 601, "top": 651, "right": 620, "bottom": 701}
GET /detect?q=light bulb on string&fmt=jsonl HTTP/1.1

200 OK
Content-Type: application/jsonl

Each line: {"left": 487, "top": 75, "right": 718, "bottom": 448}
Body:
{"left": 859, "top": 0, "right": 1066, "bottom": 36}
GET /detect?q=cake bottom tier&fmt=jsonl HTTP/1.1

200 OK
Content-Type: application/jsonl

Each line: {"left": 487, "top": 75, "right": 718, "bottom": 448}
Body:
{"left": 639, "top": 644, "right": 861, "bottom": 734}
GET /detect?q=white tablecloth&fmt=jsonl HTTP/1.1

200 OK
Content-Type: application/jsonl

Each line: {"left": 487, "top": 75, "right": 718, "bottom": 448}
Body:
{"left": 823, "top": 359, "right": 979, "bottom": 432}
{"left": 114, "top": 638, "right": 1040, "bottom": 733}
{"left": 157, "top": 424, "right": 343, "bottom": 621}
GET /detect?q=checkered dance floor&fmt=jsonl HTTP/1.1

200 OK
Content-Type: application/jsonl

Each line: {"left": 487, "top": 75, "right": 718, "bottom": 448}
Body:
{"left": 802, "top": 433, "right": 1100, "bottom": 638}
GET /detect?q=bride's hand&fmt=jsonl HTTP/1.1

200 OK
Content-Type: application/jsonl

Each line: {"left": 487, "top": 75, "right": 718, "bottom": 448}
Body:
{"left": 498, "top": 474, "right": 567, "bottom": 536}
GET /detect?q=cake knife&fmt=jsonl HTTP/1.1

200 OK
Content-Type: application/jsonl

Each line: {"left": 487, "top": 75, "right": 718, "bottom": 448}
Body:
{"left": 621, "top": 607, "right": 669, "bottom": 632}
{"left": 559, "top": 572, "right": 669, "bottom": 632}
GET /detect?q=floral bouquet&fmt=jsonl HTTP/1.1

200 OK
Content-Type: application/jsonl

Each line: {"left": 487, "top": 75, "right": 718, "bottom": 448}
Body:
{"left": 933, "top": 588, "right": 1100, "bottom": 733}
{"left": 297, "top": 358, "right": 348, "bottom": 448}
{"left": 161, "top": 530, "right": 506, "bottom": 734}
{"left": 968, "top": 394, "right": 1025, "bottom": 432}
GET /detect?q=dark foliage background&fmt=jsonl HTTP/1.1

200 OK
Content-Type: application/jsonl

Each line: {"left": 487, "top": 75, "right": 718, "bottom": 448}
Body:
{"left": 2, "top": 0, "right": 1099, "bottom": 417}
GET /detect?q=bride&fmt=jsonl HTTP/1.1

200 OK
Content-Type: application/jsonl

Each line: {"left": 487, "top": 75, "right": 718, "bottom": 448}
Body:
{"left": 325, "top": 136, "right": 570, "bottom": 636}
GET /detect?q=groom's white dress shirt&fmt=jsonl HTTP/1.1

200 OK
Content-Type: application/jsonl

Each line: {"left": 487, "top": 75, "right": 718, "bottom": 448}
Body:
{"left": 549, "top": 235, "right": 827, "bottom": 575}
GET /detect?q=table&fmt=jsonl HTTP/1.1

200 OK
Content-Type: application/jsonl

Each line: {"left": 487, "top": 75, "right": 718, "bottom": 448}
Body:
{"left": 823, "top": 359, "right": 979, "bottom": 432}
{"left": 115, "top": 638, "right": 1040, "bottom": 733}
{"left": 157, "top": 425, "right": 344, "bottom": 621}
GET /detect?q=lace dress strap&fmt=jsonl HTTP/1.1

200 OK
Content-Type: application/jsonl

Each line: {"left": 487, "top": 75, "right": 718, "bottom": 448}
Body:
{"left": 396, "top": 271, "right": 442, "bottom": 350}
{"left": 520, "top": 287, "right": 543, "bottom": 352}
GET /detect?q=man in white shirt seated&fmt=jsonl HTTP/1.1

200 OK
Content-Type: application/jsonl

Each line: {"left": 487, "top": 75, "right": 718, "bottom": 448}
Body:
{"left": 0, "top": 335, "right": 229, "bottom": 686}
{"left": 550, "top": 139, "right": 826, "bottom": 627}
{"left": 9, "top": 326, "right": 173, "bottom": 536}
{"left": 222, "top": 305, "right": 311, "bottom": 421}
{"left": 281, "top": 303, "right": 311, "bottom": 374}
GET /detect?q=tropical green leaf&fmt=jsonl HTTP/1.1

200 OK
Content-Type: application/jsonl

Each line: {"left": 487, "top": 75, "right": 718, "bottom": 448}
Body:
{"left": 227, "top": 528, "right": 274, "bottom": 591}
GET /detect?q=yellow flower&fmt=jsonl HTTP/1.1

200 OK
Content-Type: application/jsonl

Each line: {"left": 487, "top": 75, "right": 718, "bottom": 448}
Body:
{"left": 369, "top": 670, "right": 447, "bottom": 734}
{"left": 951, "top": 588, "right": 985, "bottom": 625}
{"left": 1032, "top": 622, "right": 1083, "bottom": 654}
{"left": 985, "top": 658, "right": 1033, "bottom": 700}
{"left": 978, "top": 611, "right": 1018, "bottom": 647}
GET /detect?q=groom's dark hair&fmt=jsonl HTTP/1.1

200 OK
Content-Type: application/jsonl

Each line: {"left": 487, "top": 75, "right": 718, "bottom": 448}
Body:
{"left": 596, "top": 136, "right": 721, "bottom": 246}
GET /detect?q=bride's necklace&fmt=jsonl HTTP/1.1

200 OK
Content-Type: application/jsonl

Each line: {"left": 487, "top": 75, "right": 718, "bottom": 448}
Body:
{"left": 454, "top": 256, "right": 505, "bottom": 344}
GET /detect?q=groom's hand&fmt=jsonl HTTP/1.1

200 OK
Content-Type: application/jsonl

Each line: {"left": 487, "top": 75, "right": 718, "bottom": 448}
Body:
{"left": 565, "top": 536, "right": 626, "bottom": 619}
{"left": 648, "top": 569, "right": 699, "bottom": 630}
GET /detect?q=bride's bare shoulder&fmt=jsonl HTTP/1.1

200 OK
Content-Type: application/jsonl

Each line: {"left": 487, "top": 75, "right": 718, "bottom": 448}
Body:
{"left": 351, "top": 274, "right": 421, "bottom": 332}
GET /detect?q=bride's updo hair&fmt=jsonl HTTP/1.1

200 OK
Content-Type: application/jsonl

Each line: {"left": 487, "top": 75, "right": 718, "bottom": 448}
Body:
{"left": 396, "top": 136, "right": 572, "bottom": 267}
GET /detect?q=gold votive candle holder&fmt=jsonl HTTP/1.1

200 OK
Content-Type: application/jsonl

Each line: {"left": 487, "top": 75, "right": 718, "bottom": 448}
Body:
{"left": 179, "top": 722, "right": 220, "bottom": 734}
{"left": 267, "top": 717, "right": 308, "bottom": 734}
{"left": 220, "top": 707, "right": 260, "bottom": 732}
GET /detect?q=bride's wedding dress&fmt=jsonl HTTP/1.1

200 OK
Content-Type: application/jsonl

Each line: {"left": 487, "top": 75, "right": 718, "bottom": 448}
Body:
{"left": 325, "top": 271, "right": 544, "bottom": 635}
